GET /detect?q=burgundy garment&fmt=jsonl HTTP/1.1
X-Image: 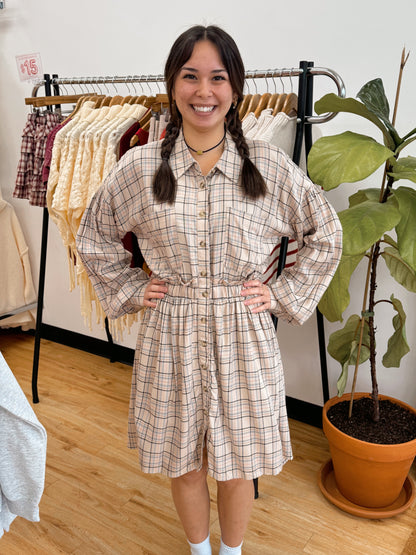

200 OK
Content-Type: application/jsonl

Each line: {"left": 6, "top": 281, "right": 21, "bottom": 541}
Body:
{"left": 41, "top": 120, "right": 69, "bottom": 185}
{"left": 119, "top": 125, "right": 149, "bottom": 270}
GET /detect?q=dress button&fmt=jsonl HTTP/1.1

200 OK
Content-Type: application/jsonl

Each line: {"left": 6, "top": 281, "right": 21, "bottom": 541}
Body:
{"left": 199, "top": 182, "right": 206, "bottom": 189}
{"left": 201, "top": 363, "right": 207, "bottom": 370}
{"left": 200, "top": 317, "right": 206, "bottom": 323}
{"left": 199, "top": 211, "right": 206, "bottom": 218}
{"left": 201, "top": 340, "right": 207, "bottom": 347}
{"left": 202, "top": 291, "right": 209, "bottom": 298}
{"left": 199, "top": 240, "right": 206, "bottom": 248}
{"left": 200, "top": 270, "right": 207, "bottom": 277}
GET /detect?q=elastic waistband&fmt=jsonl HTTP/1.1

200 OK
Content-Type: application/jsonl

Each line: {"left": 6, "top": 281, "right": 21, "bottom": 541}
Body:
{"left": 166, "top": 281, "right": 243, "bottom": 300}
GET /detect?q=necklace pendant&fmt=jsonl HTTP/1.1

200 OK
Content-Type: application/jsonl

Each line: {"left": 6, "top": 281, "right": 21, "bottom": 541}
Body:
{"left": 196, "top": 150, "right": 204, "bottom": 155}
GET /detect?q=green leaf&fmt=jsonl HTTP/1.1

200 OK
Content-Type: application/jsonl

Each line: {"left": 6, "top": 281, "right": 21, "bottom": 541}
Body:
{"left": 339, "top": 195, "right": 401, "bottom": 256}
{"left": 357, "top": 79, "right": 401, "bottom": 146}
{"left": 348, "top": 188, "right": 381, "bottom": 207}
{"left": 393, "top": 187, "right": 416, "bottom": 271}
{"left": 307, "top": 132, "right": 393, "bottom": 190}
{"left": 388, "top": 157, "right": 416, "bottom": 183}
{"left": 382, "top": 295, "right": 410, "bottom": 367}
{"left": 396, "top": 134, "right": 416, "bottom": 156}
{"left": 381, "top": 246, "right": 416, "bottom": 292}
{"left": 327, "top": 315, "right": 371, "bottom": 396}
{"left": 314, "top": 93, "right": 395, "bottom": 149}
{"left": 383, "top": 234, "right": 398, "bottom": 249}
{"left": 318, "top": 253, "right": 364, "bottom": 322}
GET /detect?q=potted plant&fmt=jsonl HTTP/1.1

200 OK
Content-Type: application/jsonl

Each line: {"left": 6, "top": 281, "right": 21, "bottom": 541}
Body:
{"left": 307, "top": 49, "right": 416, "bottom": 516}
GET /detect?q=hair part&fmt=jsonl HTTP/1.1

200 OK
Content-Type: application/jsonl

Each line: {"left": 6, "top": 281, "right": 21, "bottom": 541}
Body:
{"left": 152, "top": 25, "right": 267, "bottom": 203}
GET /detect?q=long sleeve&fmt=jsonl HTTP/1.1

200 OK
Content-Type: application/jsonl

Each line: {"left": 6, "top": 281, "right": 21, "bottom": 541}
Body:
{"left": 268, "top": 174, "right": 342, "bottom": 325}
{"left": 76, "top": 169, "right": 150, "bottom": 320}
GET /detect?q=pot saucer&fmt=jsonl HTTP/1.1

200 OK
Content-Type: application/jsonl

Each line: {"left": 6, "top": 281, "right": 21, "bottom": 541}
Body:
{"left": 318, "top": 459, "right": 415, "bottom": 519}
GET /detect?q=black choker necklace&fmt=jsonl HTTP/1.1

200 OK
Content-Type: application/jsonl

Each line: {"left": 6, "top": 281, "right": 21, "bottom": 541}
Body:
{"left": 184, "top": 129, "right": 226, "bottom": 155}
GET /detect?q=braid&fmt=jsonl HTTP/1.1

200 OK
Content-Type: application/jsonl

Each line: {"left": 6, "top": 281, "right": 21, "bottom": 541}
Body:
{"left": 227, "top": 109, "right": 267, "bottom": 199}
{"left": 152, "top": 121, "right": 181, "bottom": 203}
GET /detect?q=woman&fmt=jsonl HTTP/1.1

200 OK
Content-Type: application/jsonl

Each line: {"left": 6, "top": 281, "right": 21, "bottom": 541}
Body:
{"left": 76, "top": 25, "right": 342, "bottom": 555}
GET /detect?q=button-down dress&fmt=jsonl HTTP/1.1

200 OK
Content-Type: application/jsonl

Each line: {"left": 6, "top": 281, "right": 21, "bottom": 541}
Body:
{"left": 76, "top": 132, "right": 342, "bottom": 481}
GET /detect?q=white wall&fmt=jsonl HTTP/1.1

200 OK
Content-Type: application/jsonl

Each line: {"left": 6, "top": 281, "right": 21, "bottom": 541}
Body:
{"left": 1, "top": 0, "right": 415, "bottom": 407}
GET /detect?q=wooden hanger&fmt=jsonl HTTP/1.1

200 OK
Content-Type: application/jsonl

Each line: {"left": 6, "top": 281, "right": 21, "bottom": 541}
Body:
{"left": 266, "top": 93, "right": 279, "bottom": 111}
{"left": 238, "top": 94, "right": 251, "bottom": 119}
{"left": 282, "top": 93, "right": 298, "bottom": 116}
{"left": 25, "top": 92, "right": 98, "bottom": 107}
{"left": 254, "top": 92, "right": 272, "bottom": 117}
{"left": 272, "top": 93, "right": 287, "bottom": 116}
{"left": 109, "top": 95, "right": 124, "bottom": 106}
{"left": 243, "top": 93, "right": 261, "bottom": 119}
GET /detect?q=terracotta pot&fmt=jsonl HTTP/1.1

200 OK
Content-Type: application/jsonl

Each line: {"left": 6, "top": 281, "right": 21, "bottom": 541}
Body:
{"left": 323, "top": 393, "right": 416, "bottom": 508}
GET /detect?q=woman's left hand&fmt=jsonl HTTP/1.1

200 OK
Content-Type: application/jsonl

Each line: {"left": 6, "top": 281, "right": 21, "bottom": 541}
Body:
{"left": 241, "top": 280, "right": 271, "bottom": 313}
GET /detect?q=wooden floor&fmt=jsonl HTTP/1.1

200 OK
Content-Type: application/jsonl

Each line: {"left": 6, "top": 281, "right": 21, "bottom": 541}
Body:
{"left": 1, "top": 329, "right": 416, "bottom": 554}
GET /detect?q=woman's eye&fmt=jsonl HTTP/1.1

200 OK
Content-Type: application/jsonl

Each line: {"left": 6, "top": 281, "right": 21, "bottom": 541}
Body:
{"left": 213, "top": 75, "right": 226, "bottom": 81}
{"left": 183, "top": 73, "right": 197, "bottom": 80}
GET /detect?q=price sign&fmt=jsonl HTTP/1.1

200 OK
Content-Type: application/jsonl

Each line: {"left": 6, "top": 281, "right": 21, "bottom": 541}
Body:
{"left": 16, "top": 53, "right": 43, "bottom": 82}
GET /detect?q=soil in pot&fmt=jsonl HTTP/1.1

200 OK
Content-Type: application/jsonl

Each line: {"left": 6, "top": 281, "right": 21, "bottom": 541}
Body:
{"left": 327, "top": 397, "right": 416, "bottom": 444}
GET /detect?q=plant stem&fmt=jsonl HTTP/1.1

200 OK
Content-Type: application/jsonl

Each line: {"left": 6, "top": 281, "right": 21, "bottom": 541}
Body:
{"left": 349, "top": 247, "right": 374, "bottom": 418}
{"left": 379, "top": 47, "right": 409, "bottom": 201}
{"left": 368, "top": 241, "right": 380, "bottom": 422}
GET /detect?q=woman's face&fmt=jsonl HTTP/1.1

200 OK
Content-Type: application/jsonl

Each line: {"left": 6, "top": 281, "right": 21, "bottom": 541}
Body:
{"left": 173, "top": 40, "right": 236, "bottom": 138}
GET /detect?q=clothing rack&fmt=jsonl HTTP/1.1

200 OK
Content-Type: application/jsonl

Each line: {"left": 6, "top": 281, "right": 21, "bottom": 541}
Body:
{"left": 28, "top": 63, "right": 345, "bottom": 407}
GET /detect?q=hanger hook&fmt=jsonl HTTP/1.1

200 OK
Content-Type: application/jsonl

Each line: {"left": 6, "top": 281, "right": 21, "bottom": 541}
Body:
{"left": 251, "top": 71, "right": 258, "bottom": 94}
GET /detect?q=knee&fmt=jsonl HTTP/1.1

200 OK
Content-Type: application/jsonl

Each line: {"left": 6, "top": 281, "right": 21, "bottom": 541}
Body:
{"left": 172, "top": 465, "right": 208, "bottom": 488}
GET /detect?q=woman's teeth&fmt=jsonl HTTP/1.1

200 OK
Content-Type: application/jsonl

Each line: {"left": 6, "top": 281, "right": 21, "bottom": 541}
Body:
{"left": 193, "top": 106, "right": 214, "bottom": 112}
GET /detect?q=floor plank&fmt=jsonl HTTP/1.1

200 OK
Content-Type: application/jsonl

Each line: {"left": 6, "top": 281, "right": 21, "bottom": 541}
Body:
{"left": 0, "top": 329, "right": 415, "bottom": 554}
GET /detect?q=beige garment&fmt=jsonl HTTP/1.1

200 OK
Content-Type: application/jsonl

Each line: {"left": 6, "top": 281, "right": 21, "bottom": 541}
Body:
{"left": 0, "top": 195, "right": 37, "bottom": 330}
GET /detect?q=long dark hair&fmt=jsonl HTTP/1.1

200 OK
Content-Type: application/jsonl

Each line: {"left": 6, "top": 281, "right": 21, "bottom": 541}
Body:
{"left": 152, "top": 25, "right": 267, "bottom": 203}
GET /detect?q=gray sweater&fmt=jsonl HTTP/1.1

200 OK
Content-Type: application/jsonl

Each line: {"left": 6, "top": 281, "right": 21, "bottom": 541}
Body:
{"left": 0, "top": 352, "right": 47, "bottom": 537}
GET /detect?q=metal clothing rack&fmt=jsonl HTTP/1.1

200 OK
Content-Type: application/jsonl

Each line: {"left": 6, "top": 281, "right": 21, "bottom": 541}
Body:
{"left": 28, "top": 63, "right": 345, "bottom": 406}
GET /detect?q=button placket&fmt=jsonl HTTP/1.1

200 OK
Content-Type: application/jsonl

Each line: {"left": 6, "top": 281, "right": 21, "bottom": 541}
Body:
{"left": 196, "top": 176, "right": 211, "bottom": 419}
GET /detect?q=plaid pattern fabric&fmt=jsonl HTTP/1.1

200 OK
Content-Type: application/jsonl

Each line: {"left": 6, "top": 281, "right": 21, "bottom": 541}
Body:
{"left": 76, "top": 132, "right": 342, "bottom": 480}
{"left": 14, "top": 111, "right": 62, "bottom": 207}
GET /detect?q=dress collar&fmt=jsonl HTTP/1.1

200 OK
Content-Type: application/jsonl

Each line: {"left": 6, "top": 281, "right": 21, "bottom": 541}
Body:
{"left": 169, "top": 129, "right": 242, "bottom": 183}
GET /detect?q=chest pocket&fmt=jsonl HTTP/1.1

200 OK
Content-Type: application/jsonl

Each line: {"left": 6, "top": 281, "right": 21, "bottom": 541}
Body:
{"left": 224, "top": 207, "right": 270, "bottom": 278}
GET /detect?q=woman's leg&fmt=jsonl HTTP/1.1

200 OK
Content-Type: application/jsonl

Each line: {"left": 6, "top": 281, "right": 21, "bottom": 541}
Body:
{"left": 217, "top": 478, "right": 254, "bottom": 547}
{"left": 171, "top": 462, "right": 210, "bottom": 543}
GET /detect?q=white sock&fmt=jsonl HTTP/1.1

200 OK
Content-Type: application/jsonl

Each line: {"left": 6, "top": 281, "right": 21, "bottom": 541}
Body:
{"left": 188, "top": 534, "right": 212, "bottom": 555}
{"left": 219, "top": 538, "right": 243, "bottom": 554}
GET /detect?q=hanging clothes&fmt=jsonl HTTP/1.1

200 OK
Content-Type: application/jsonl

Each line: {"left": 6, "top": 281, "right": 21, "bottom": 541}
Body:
{"left": 44, "top": 98, "right": 148, "bottom": 337}
{"left": 14, "top": 110, "right": 62, "bottom": 207}
{"left": 0, "top": 190, "right": 37, "bottom": 329}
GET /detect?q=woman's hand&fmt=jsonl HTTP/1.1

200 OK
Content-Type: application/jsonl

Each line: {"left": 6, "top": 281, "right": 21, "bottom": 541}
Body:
{"left": 143, "top": 278, "right": 167, "bottom": 308}
{"left": 241, "top": 280, "right": 271, "bottom": 313}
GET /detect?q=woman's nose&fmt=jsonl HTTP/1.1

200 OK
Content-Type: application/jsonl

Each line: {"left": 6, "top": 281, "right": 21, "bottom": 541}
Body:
{"left": 196, "top": 80, "right": 212, "bottom": 97}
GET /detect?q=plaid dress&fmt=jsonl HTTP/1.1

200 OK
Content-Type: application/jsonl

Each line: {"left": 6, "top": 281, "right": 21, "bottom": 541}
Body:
{"left": 76, "top": 132, "right": 342, "bottom": 481}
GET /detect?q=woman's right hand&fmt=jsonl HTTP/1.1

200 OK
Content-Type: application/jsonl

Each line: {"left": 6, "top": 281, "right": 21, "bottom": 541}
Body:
{"left": 143, "top": 278, "right": 168, "bottom": 308}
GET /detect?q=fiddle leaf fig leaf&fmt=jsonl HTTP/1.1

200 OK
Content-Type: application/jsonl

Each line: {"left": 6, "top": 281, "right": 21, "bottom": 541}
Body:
{"left": 383, "top": 234, "right": 398, "bottom": 249}
{"left": 382, "top": 296, "right": 410, "bottom": 367}
{"left": 356, "top": 79, "right": 401, "bottom": 146}
{"left": 318, "top": 253, "right": 364, "bottom": 322}
{"left": 348, "top": 188, "right": 381, "bottom": 207}
{"left": 357, "top": 79, "right": 390, "bottom": 121}
{"left": 381, "top": 246, "right": 416, "bottom": 292}
{"left": 339, "top": 195, "right": 401, "bottom": 256}
{"left": 307, "top": 132, "right": 393, "bottom": 190}
{"left": 327, "top": 315, "right": 371, "bottom": 396}
{"left": 388, "top": 156, "right": 416, "bottom": 183}
{"left": 314, "top": 93, "right": 395, "bottom": 149}
{"left": 393, "top": 187, "right": 416, "bottom": 271}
